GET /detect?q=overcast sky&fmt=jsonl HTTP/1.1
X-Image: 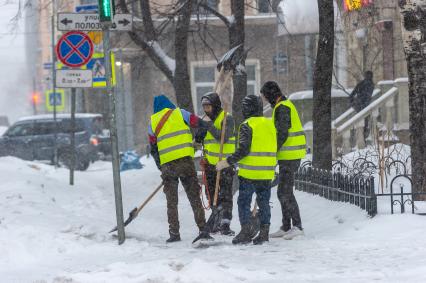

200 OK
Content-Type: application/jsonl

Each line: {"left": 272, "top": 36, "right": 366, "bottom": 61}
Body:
{"left": 0, "top": 0, "right": 31, "bottom": 124}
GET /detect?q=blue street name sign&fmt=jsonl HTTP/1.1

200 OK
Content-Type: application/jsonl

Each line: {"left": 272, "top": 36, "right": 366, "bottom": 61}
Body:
{"left": 76, "top": 4, "right": 98, "bottom": 13}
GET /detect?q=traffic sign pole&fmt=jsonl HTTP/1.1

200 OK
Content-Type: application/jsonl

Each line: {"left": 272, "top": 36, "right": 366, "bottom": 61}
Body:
{"left": 102, "top": 24, "right": 125, "bottom": 245}
{"left": 51, "top": 4, "right": 58, "bottom": 168}
{"left": 70, "top": 88, "right": 76, "bottom": 186}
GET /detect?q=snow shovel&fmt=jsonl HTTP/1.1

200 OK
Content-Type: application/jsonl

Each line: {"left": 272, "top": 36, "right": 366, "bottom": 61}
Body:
{"left": 109, "top": 182, "right": 164, "bottom": 233}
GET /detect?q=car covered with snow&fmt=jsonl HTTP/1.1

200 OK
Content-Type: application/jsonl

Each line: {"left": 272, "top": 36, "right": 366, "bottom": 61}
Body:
{"left": 0, "top": 113, "right": 110, "bottom": 170}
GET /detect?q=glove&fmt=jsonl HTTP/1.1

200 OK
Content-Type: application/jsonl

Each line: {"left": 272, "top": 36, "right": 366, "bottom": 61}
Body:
{"left": 216, "top": 160, "right": 230, "bottom": 171}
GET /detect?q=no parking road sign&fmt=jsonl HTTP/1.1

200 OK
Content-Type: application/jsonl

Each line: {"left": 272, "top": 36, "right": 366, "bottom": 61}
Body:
{"left": 56, "top": 31, "right": 94, "bottom": 68}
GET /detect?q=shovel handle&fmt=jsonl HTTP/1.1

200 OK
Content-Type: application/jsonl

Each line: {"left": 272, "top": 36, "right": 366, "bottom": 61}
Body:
{"left": 213, "top": 109, "right": 228, "bottom": 206}
{"left": 214, "top": 67, "right": 225, "bottom": 92}
{"left": 136, "top": 182, "right": 164, "bottom": 215}
{"left": 213, "top": 68, "right": 234, "bottom": 207}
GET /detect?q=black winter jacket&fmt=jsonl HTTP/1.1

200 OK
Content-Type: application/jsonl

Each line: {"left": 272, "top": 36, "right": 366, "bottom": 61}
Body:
{"left": 227, "top": 121, "right": 252, "bottom": 166}
{"left": 195, "top": 114, "right": 235, "bottom": 144}
{"left": 273, "top": 102, "right": 292, "bottom": 151}
{"left": 350, "top": 78, "right": 374, "bottom": 112}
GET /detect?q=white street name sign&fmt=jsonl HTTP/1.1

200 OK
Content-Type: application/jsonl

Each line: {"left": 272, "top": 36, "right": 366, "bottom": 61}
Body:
{"left": 56, "top": 70, "right": 93, "bottom": 88}
{"left": 58, "top": 13, "right": 133, "bottom": 31}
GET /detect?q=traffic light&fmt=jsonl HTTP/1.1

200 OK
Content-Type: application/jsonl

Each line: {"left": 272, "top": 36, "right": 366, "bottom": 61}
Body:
{"left": 31, "top": 92, "right": 41, "bottom": 105}
{"left": 98, "top": 0, "right": 115, "bottom": 22}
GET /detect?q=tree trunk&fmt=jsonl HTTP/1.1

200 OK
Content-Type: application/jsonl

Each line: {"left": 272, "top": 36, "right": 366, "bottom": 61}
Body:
{"left": 399, "top": 0, "right": 426, "bottom": 200}
{"left": 230, "top": 0, "right": 246, "bottom": 125}
{"left": 174, "top": 0, "right": 194, "bottom": 112}
{"left": 312, "top": 0, "right": 334, "bottom": 171}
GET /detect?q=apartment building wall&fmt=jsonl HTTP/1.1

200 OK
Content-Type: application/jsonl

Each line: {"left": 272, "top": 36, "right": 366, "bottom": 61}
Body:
{"left": 341, "top": 0, "right": 407, "bottom": 86}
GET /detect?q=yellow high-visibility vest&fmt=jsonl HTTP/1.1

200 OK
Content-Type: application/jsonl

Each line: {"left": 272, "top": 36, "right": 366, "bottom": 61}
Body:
{"left": 204, "top": 110, "right": 236, "bottom": 165}
{"left": 151, "top": 108, "right": 194, "bottom": 165}
{"left": 238, "top": 117, "right": 277, "bottom": 180}
{"left": 272, "top": 99, "right": 307, "bottom": 160}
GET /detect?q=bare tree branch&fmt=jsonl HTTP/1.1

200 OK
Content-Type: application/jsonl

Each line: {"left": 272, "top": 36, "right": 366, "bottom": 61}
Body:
{"left": 198, "top": 1, "right": 231, "bottom": 28}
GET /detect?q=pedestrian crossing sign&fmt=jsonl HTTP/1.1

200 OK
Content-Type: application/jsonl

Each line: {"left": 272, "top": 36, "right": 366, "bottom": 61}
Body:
{"left": 45, "top": 89, "right": 65, "bottom": 112}
{"left": 86, "top": 52, "right": 116, "bottom": 88}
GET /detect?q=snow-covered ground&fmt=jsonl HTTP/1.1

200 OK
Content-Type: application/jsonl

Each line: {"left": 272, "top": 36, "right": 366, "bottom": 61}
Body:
{"left": 1, "top": 155, "right": 426, "bottom": 283}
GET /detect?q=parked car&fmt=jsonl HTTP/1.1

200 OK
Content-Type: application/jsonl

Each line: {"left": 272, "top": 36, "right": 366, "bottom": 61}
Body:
{"left": 0, "top": 113, "right": 110, "bottom": 170}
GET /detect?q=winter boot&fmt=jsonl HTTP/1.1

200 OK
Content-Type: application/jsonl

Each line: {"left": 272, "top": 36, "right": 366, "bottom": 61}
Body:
{"left": 282, "top": 226, "right": 304, "bottom": 240}
{"left": 166, "top": 231, "right": 181, "bottom": 243}
{"left": 220, "top": 222, "right": 235, "bottom": 236}
{"left": 269, "top": 227, "right": 288, "bottom": 238}
{"left": 232, "top": 224, "right": 252, "bottom": 245}
{"left": 253, "top": 224, "right": 270, "bottom": 245}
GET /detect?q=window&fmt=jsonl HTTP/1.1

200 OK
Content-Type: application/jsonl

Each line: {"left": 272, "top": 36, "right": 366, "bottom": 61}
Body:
{"left": 60, "top": 120, "right": 86, "bottom": 134}
{"left": 91, "top": 117, "right": 104, "bottom": 135}
{"left": 273, "top": 52, "right": 288, "bottom": 74}
{"left": 191, "top": 61, "right": 260, "bottom": 114}
{"left": 246, "top": 65, "right": 258, "bottom": 96}
{"left": 6, "top": 123, "right": 34, "bottom": 137}
{"left": 193, "top": 66, "right": 216, "bottom": 115}
{"left": 258, "top": 0, "right": 270, "bottom": 13}
{"left": 193, "top": 0, "right": 219, "bottom": 16}
{"left": 32, "top": 120, "right": 86, "bottom": 135}
{"left": 34, "top": 122, "right": 57, "bottom": 135}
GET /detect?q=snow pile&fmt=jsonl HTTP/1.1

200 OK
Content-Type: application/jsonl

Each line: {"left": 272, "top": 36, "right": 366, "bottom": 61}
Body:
{"left": 1, "top": 155, "right": 426, "bottom": 282}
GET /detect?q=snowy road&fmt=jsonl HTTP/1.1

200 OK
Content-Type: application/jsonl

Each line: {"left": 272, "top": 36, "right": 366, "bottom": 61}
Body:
{"left": 1, "top": 156, "right": 426, "bottom": 283}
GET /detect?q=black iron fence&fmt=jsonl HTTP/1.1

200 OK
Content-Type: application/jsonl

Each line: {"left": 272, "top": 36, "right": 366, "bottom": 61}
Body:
{"left": 295, "top": 165, "right": 377, "bottom": 216}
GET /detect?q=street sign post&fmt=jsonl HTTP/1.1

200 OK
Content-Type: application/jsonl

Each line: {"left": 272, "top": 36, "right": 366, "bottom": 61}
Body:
{"left": 55, "top": 31, "right": 95, "bottom": 185}
{"left": 98, "top": 3, "right": 126, "bottom": 244}
{"left": 58, "top": 13, "right": 132, "bottom": 31}
{"left": 56, "top": 70, "right": 93, "bottom": 88}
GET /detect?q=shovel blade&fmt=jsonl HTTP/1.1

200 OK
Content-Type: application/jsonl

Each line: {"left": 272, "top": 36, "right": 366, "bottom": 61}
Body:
{"left": 108, "top": 207, "right": 138, "bottom": 233}
{"left": 192, "top": 207, "right": 222, "bottom": 244}
{"left": 217, "top": 44, "right": 243, "bottom": 71}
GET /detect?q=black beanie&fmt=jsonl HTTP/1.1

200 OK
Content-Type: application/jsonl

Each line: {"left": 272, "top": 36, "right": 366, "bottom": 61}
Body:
{"left": 260, "top": 81, "right": 283, "bottom": 105}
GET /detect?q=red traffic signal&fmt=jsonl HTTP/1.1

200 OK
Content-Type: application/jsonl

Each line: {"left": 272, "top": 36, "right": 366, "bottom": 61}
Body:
{"left": 31, "top": 92, "right": 41, "bottom": 105}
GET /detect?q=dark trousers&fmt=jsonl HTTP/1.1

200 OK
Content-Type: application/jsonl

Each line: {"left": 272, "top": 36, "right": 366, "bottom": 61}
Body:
{"left": 277, "top": 159, "right": 302, "bottom": 231}
{"left": 161, "top": 157, "right": 206, "bottom": 235}
{"left": 237, "top": 177, "right": 271, "bottom": 226}
{"left": 205, "top": 163, "right": 234, "bottom": 222}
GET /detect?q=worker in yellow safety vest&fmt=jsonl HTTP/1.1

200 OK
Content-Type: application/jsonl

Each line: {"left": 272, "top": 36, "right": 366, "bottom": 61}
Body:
{"left": 148, "top": 95, "right": 212, "bottom": 243}
{"left": 261, "top": 81, "right": 307, "bottom": 240}
{"left": 216, "top": 95, "right": 277, "bottom": 245}
{"left": 194, "top": 92, "right": 236, "bottom": 236}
